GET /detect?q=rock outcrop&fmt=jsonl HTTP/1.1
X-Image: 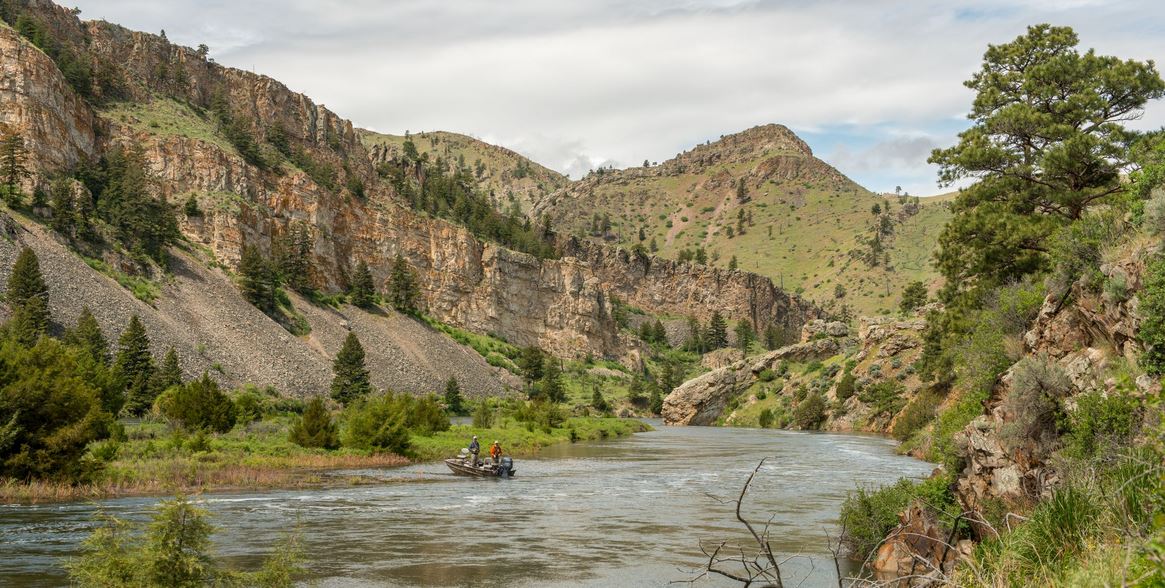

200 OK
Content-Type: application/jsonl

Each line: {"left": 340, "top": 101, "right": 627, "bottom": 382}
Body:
{"left": 954, "top": 240, "right": 1161, "bottom": 514}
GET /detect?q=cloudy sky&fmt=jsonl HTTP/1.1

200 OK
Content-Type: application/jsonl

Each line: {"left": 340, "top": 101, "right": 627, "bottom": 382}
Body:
{"left": 73, "top": 0, "right": 1165, "bottom": 195}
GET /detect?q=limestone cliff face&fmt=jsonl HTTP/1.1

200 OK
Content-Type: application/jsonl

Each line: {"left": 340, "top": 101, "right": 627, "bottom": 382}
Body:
{"left": 0, "top": 2, "right": 815, "bottom": 363}
{"left": 0, "top": 23, "right": 96, "bottom": 187}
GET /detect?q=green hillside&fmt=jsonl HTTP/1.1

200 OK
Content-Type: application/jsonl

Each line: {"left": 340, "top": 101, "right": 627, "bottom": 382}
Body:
{"left": 358, "top": 129, "right": 569, "bottom": 215}
{"left": 534, "top": 124, "right": 951, "bottom": 315}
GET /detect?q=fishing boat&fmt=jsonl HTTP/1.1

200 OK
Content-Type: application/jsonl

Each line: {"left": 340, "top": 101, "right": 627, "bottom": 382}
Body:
{"left": 444, "top": 449, "right": 516, "bottom": 478}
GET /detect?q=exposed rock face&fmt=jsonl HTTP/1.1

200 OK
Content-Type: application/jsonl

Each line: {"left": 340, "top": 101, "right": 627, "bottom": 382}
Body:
{"left": 954, "top": 241, "right": 1160, "bottom": 514}
{"left": 873, "top": 500, "right": 972, "bottom": 583}
{"left": 0, "top": 3, "right": 816, "bottom": 364}
{"left": 0, "top": 22, "right": 96, "bottom": 189}
{"left": 663, "top": 336, "right": 841, "bottom": 426}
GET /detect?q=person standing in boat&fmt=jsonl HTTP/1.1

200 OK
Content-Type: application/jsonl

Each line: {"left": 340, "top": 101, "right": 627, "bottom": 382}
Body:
{"left": 468, "top": 435, "right": 481, "bottom": 466}
{"left": 490, "top": 440, "right": 502, "bottom": 464}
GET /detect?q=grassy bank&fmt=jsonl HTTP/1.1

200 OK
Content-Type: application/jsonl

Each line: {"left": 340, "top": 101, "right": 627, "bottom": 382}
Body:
{"left": 0, "top": 415, "right": 651, "bottom": 504}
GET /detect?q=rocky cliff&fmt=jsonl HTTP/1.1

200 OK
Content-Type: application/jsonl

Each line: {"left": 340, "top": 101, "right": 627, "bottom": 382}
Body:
{"left": 0, "top": 1, "right": 814, "bottom": 367}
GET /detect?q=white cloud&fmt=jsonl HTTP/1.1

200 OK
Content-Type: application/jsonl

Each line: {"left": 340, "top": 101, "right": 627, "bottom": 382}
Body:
{"left": 72, "top": 0, "right": 1165, "bottom": 187}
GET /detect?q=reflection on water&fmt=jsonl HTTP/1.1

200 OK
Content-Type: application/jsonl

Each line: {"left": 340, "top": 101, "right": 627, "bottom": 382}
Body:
{"left": 0, "top": 421, "right": 932, "bottom": 587}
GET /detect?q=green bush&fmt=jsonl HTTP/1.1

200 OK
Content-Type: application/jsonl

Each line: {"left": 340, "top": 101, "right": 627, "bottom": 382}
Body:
{"left": 341, "top": 394, "right": 412, "bottom": 456}
{"left": 891, "top": 389, "right": 940, "bottom": 441}
{"left": 858, "top": 380, "right": 906, "bottom": 417}
{"left": 835, "top": 371, "right": 857, "bottom": 400}
{"left": 839, "top": 475, "right": 958, "bottom": 559}
{"left": 155, "top": 374, "right": 237, "bottom": 434}
{"left": 793, "top": 393, "right": 826, "bottom": 430}
{"left": 758, "top": 408, "right": 774, "bottom": 428}
{"left": 512, "top": 401, "right": 567, "bottom": 433}
{"left": 289, "top": 396, "right": 339, "bottom": 450}
{"left": 472, "top": 400, "right": 494, "bottom": 428}
{"left": 757, "top": 368, "right": 775, "bottom": 382}
{"left": 1139, "top": 256, "right": 1165, "bottom": 375}
{"left": 1062, "top": 392, "right": 1141, "bottom": 459}
{"left": 999, "top": 356, "right": 1072, "bottom": 457}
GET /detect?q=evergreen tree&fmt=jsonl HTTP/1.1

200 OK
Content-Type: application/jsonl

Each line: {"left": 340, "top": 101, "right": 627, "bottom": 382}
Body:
{"left": 591, "top": 385, "right": 609, "bottom": 413}
{"left": 156, "top": 373, "right": 237, "bottom": 433}
{"left": 289, "top": 396, "right": 339, "bottom": 449}
{"left": 540, "top": 358, "right": 565, "bottom": 403}
{"left": 685, "top": 316, "right": 704, "bottom": 353}
{"left": 649, "top": 387, "right": 663, "bottom": 416}
{"left": 5, "top": 247, "right": 50, "bottom": 345}
{"left": 238, "top": 244, "right": 276, "bottom": 311}
{"left": 734, "top": 320, "right": 755, "bottom": 354}
{"left": 651, "top": 319, "right": 667, "bottom": 346}
{"left": 97, "top": 145, "right": 179, "bottom": 264}
{"left": 705, "top": 311, "right": 728, "bottom": 350}
{"left": 518, "top": 345, "right": 546, "bottom": 384}
{"left": 156, "top": 347, "right": 183, "bottom": 391}
{"left": 443, "top": 376, "right": 465, "bottom": 415}
{"left": 330, "top": 332, "right": 371, "bottom": 406}
{"left": 0, "top": 129, "right": 29, "bottom": 207}
{"left": 115, "top": 315, "right": 156, "bottom": 416}
{"left": 899, "top": 281, "right": 929, "bottom": 313}
{"left": 695, "top": 247, "right": 707, "bottom": 265}
{"left": 274, "top": 223, "right": 312, "bottom": 293}
{"left": 763, "top": 324, "right": 790, "bottom": 350}
{"left": 387, "top": 253, "right": 419, "bottom": 313}
{"left": 728, "top": 256, "right": 738, "bottom": 271}
{"left": 49, "top": 178, "right": 78, "bottom": 237}
{"left": 349, "top": 260, "right": 376, "bottom": 308}
{"left": 65, "top": 306, "right": 109, "bottom": 365}
{"left": 929, "top": 25, "right": 1165, "bottom": 304}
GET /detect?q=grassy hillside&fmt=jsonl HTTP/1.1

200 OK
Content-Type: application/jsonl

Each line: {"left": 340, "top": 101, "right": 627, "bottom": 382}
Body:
{"left": 358, "top": 129, "right": 569, "bottom": 215}
{"left": 535, "top": 125, "right": 951, "bottom": 315}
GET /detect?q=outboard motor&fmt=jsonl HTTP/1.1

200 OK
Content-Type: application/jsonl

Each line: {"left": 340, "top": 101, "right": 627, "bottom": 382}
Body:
{"left": 496, "top": 456, "right": 514, "bottom": 478}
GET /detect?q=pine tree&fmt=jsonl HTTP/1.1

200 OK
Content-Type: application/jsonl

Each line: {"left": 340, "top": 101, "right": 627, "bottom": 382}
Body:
{"left": 274, "top": 223, "right": 312, "bottom": 293}
{"left": 899, "top": 281, "right": 929, "bottom": 313}
{"left": 238, "top": 244, "right": 276, "bottom": 311}
{"left": 695, "top": 247, "right": 707, "bottom": 265}
{"left": 330, "top": 332, "right": 371, "bottom": 406}
{"left": 540, "top": 358, "right": 565, "bottom": 403}
{"left": 728, "top": 256, "right": 738, "bottom": 271}
{"left": 387, "top": 253, "right": 418, "bottom": 313}
{"left": 734, "top": 320, "right": 756, "bottom": 354}
{"left": 289, "top": 396, "right": 339, "bottom": 449}
{"left": 444, "top": 376, "right": 465, "bottom": 415}
{"left": 156, "top": 347, "right": 183, "bottom": 391}
{"left": 0, "top": 129, "right": 29, "bottom": 207}
{"left": 685, "top": 316, "right": 704, "bottom": 353}
{"left": 518, "top": 346, "right": 545, "bottom": 384}
{"left": 49, "top": 178, "right": 78, "bottom": 237}
{"left": 115, "top": 315, "right": 156, "bottom": 415}
{"left": 5, "top": 247, "right": 50, "bottom": 344}
{"left": 65, "top": 306, "right": 109, "bottom": 365}
{"left": 705, "top": 311, "right": 728, "bottom": 350}
{"left": 349, "top": 260, "right": 376, "bottom": 308}
{"left": 591, "top": 385, "right": 609, "bottom": 413}
{"left": 652, "top": 319, "right": 667, "bottom": 346}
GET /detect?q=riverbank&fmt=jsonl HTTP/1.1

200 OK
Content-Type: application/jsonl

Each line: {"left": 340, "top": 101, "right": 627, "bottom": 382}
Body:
{"left": 0, "top": 417, "right": 651, "bottom": 504}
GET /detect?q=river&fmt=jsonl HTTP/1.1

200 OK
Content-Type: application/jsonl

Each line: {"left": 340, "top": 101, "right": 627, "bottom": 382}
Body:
{"left": 1, "top": 421, "right": 932, "bottom": 587}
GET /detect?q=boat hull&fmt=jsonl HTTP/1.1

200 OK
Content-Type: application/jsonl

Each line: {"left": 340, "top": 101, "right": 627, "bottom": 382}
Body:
{"left": 444, "top": 458, "right": 516, "bottom": 478}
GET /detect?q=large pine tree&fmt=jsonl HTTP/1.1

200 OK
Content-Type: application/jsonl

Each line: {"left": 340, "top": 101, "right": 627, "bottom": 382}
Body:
{"left": 705, "top": 311, "right": 728, "bottom": 351}
{"left": 387, "top": 253, "right": 419, "bottom": 313}
{"left": 64, "top": 306, "right": 109, "bottom": 365}
{"left": 349, "top": 260, "right": 376, "bottom": 308}
{"left": 238, "top": 244, "right": 276, "bottom": 311}
{"left": 5, "top": 247, "right": 50, "bottom": 344}
{"left": 155, "top": 346, "right": 183, "bottom": 391}
{"left": 330, "top": 332, "right": 371, "bottom": 406}
{"left": 115, "top": 315, "right": 156, "bottom": 415}
{"left": 0, "top": 130, "right": 29, "bottom": 206}
{"left": 443, "top": 376, "right": 465, "bottom": 415}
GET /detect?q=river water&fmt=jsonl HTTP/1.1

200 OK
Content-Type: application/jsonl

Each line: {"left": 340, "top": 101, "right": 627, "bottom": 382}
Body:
{"left": 1, "top": 421, "right": 932, "bottom": 587}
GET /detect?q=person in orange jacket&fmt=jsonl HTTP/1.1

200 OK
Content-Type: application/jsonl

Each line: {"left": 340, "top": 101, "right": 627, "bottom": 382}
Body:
{"left": 489, "top": 440, "right": 502, "bottom": 464}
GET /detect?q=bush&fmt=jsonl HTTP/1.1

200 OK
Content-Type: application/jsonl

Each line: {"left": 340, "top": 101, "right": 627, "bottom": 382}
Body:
{"left": 858, "top": 380, "right": 906, "bottom": 417}
{"left": 341, "top": 394, "right": 412, "bottom": 456}
{"left": 757, "top": 369, "right": 775, "bottom": 382}
{"left": 840, "top": 475, "right": 958, "bottom": 559}
{"left": 891, "top": 389, "right": 940, "bottom": 441}
{"left": 1062, "top": 392, "right": 1141, "bottom": 459}
{"left": 232, "top": 386, "right": 270, "bottom": 424}
{"left": 472, "top": 400, "right": 494, "bottom": 428}
{"left": 999, "top": 356, "right": 1072, "bottom": 456}
{"left": 289, "top": 396, "right": 339, "bottom": 450}
{"left": 1142, "top": 186, "right": 1165, "bottom": 236}
{"left": 155, "top": 374, "right": 237, "bottom": 433}
{"left": 512, "top": 401, "right": 566, "bottom": 433}
{"left": 792, "top": 393, "right": 826, "bottom": 430}
{"left": 1139, "top": 256, "right": 1165, "bottom": 375}
{"left": 758, "top": 408, "right": 774, "bottom": 428}
{"left": 835, "top": 371, "right": 857, "bottom": 400}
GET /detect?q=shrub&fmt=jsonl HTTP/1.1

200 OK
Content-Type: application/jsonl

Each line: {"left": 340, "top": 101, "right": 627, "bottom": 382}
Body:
{"left": 155, "top": 373, "right": 237, "bottom": 433}
{"left": 890, "top": 389, "right": 940, "bottom": 441}
{"left": 858, "top": 381, "right": 906, "bottom": 417}
{"left": 1142, "top": 186, "right": 1165, "bottom": 236}
{"left": 1062, "top": 392, "right": 1141, "bottom": 459}
{"left": 840, "top": 475, "right": 958, "bottom": 559}
{"left": 835, "top": 371, "right": 857, "bottom": 400}
{"left": 757, "top": 369, "right": 775, "bottom": 382}
{"left": 793, "top": 393, "right": 826, "bottom": 430}
{"left": 289, "top": 396, "right": 339, "bottom": 450}
{"left": 1139, "top": 256, "right": 1165, "bottom": 375}
{"left": 341, "top": 394, "right": 412, "bottom": 456}
{"left": 758, "top": 408, "right": 774, "bottom": 428}
{"left": 999, "top": 356, "right": 1072, "bottom": 456}
{"left": 232, "top": 386, "right": 270, "bottom": 424}
{"left": 472, "top": 400, "right": 494, "bottom": 428}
